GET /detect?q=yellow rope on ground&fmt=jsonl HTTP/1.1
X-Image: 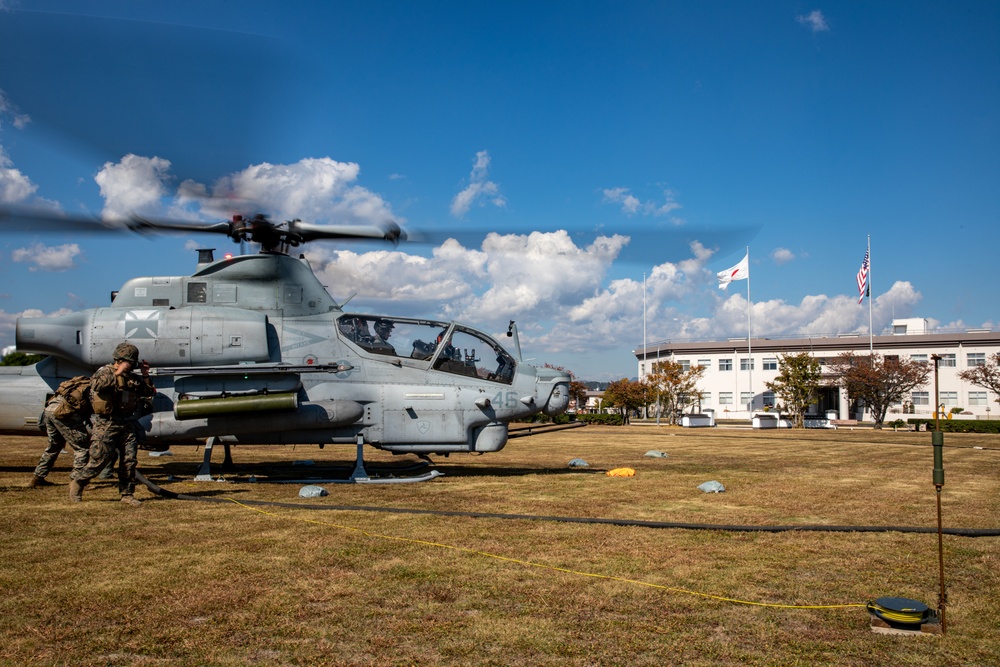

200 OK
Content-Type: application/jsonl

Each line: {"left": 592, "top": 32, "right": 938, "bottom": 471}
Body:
{"left": 223, "top": 497, "right": 867, "bottom": 612}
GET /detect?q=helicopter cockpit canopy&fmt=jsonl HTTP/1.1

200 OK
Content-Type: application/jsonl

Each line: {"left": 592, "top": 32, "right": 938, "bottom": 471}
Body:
{"left": 337, "top": 314, "right": 516, "bottom": 384}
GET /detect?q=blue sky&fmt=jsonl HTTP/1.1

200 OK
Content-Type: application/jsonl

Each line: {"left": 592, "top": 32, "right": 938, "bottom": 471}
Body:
{"left": 1, "top": 1, "right": 998, "bottom": 380}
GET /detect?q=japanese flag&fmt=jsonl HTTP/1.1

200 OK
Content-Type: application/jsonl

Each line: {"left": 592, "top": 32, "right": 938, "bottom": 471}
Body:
{"left": 717, "top": 253, "right": 749, "bottom": 290}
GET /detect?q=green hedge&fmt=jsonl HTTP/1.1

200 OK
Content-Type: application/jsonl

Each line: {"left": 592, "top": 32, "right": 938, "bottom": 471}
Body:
{"left": 574, "top": 413, "right": 623, "bottom": 426}
{"left": 906, "top": 418, "right": 1000, "bottom": 434}
{"left": 513, "top": 413, "right": 622, "bottom": 426}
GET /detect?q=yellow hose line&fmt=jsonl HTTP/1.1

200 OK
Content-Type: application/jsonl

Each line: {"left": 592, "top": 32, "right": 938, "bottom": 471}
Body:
{"left": 224, "top": 498, "right": 867, "bottom": 612}
{"left": 866, "top": 603, "right": 928, "bottom": 624}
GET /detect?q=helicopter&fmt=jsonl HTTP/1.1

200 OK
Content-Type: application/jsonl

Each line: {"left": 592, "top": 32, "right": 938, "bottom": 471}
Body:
{"left": 0, "top": 210, "right": 573, "bottom": 482}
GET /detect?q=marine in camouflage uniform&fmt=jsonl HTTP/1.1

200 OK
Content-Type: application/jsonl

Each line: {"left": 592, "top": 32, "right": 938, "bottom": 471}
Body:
{"left": 69, "top": 342, "right": 155, "bottom": 507}
{"left": 28, "top": 395, "right": 92, "bottom": 487}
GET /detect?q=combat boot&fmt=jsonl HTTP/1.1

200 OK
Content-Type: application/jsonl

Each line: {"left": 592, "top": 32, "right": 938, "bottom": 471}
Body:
{"left": 120, "top": 495, "right": 143, "bottom": 508}
{"left": 29, "top": 475, "right": 53, "bottom": 488}
{"left": 68, "top": 479, "right": 85, "bottom": 502}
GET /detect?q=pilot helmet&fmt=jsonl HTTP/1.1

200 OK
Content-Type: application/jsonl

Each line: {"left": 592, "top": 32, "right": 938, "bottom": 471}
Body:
{"left": 113, "top": 342, "right": 139, "bottom": 364}
{"left": 374, "top": 319, "right": 393, "bottom": 336}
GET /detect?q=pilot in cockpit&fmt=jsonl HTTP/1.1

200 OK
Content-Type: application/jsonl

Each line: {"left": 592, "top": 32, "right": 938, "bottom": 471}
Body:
{"left": 371, "top": 319, "right": 396, "bottom": 354}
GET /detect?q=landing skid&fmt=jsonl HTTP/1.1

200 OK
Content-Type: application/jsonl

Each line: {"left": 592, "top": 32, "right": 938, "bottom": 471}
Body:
{"left": 192, "top": 435, "right": 443, "bottom": 484}
{"left": 280, "top": 436, "right": 443, "bottom": 484}
{"left": 194, "top": 436, "right": 233, "bottom": 482}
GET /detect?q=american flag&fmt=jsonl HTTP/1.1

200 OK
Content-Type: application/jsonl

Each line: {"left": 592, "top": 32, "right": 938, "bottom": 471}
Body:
{"left": 856, "top": 249, "right": 869, "bottom": 304}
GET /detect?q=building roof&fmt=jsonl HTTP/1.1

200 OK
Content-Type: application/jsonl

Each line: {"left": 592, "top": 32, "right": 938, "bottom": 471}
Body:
{"left": 635, "top": 329, "right": 1000, "bottom": 358}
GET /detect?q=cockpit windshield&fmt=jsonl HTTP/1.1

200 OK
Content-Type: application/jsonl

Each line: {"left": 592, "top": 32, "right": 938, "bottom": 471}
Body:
{"left": 336, "top": 315, "right": 516, "bottom": 384}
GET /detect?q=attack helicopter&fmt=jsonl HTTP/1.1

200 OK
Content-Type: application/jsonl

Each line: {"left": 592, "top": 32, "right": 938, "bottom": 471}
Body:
{"left": 0, "top": 210, "right": 572, "bottom": 482}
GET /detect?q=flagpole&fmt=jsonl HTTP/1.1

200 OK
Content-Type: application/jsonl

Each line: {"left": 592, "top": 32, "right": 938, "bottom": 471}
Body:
{"left": 746, "top": 246, "right": 752, "bottom": 414}
{"left": 643, "top": 272, "right": 647, "bottom": 419}
{"left": 643, "top": 271, "right": 647, "bottom": 376}
{"left": 867, "top": 235, "right": 873, "bottom": 353}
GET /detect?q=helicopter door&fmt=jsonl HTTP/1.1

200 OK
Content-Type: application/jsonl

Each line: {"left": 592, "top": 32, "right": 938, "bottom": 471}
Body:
{"left": 198, "top": 317, "right": 224, "bottom": 355}
{"left": 382, "top": 387, "right": 465, "bottom": 444}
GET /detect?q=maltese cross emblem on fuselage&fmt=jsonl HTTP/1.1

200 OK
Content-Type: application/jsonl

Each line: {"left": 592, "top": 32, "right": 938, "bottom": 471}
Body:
{"left": 125, "top": 310, "right": 160, "bottom": 339}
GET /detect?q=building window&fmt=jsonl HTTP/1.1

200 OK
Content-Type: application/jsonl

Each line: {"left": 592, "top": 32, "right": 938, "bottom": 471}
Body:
{"left": 762, "top": 391, "right": 775, "bottom": 407}
{"left": 698, "top": 359, "right": 711, "bottom": 369}
{"left": 912, "top": 392, "right": 929, "bottom": 406}
{"left": 719, "top": 358, "right": 733, "bottom": 371}
{"left": 938, "top": 354, "right": 956, "bottom": 367}
{"left": 740, "top": 357, "right": 754, "bottom": 371}
{"left": 967, "top": 353, "right": 986, "bottom": 367}
{"left": 940, "top": 391, "right": 958, "bottom": 406}
{"left": 719, "top": 392, "right": 733, "bottom": 405}
{"left": 678, "top": 359, "right": 691, "bottom": 371}
{"left": 969, "top": 391, "right": 988, "bottom": 407}
{"left": 910, "top": 354, "right": 928, "bottom": 364}
{"left": 700, "top": 392, "right": 712, "bottom": 405}
{"left": 740, "top": 392, "right": 753, "bottom": 406}
{"left": 762, "top": 357, "right": 778, "bottom": 371}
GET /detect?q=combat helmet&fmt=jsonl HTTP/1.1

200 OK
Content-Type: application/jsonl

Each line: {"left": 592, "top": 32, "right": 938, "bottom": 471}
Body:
{"left": 113, "top": 342, "right": 139, "bottom": 364}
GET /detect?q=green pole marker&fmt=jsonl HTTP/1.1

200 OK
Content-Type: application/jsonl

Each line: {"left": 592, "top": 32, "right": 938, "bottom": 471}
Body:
{"left": 932, "top": 430, "right": 944, "bottom": 486}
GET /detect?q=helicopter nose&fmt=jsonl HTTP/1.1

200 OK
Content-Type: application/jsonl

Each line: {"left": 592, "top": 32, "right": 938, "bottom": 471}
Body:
{"left": 535, "top": 367, "right": 571, "bottom": 417}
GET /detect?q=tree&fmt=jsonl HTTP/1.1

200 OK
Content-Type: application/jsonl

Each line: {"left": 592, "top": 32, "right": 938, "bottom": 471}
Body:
{"left": 645, "top": 360, "right": 706, "bottom": 425}
{"left": 0, "top": 352, "right": 45, "bottom": 366}
{"left": 568, "top": 380, "right": 589, "bottom": 412}
{"left": 602, "top": 378, "right": 648, "bottom": 425}
{"left": 828, "top": 352, "right": 930, "bottom": 429}
{"left": 958, "top": 353, "right": 1000, "bottom": 407}
{"left": 764, "top": 353, "right": 822, "bottom": 428}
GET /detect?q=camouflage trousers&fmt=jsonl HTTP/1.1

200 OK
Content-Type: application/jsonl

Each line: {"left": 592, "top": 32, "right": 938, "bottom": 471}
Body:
{"left": 71, "top": 418, "right": 139, "bottom": 497}
{"left": 34, "top": 411, "right": 90, "bottom": 479}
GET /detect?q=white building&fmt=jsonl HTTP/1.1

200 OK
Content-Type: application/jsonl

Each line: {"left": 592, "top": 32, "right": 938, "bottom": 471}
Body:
{"left": 634, "top": 319, "right": 1000, "bottom": 421}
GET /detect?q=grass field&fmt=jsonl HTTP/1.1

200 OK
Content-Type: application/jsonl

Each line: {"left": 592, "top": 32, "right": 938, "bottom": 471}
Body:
{"left": 1, "top": 425, "right": 999, "bottom": 666}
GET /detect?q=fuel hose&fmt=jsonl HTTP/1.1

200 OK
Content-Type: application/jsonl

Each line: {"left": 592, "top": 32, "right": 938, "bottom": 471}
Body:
{"left": 136, "top": 471, "right": 1000, "bottom": 537}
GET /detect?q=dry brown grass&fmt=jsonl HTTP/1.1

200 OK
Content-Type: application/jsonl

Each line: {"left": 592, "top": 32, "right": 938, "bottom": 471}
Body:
{"left": 1, "top": 425, "right": 999, "bottom": 666}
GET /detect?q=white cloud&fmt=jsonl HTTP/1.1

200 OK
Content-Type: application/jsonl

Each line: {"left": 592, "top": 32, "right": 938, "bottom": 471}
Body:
{"left": 207, "top": 157, "right": 395, "bottom": 225}
{"left": 771, "top": 247, "right": 795, "bottom": 264}
{"left": 11, "top": 242, "right": 81, "bottom": 272}
{"left": 687, "top": 280, "right": 922, "bottom": 342}
{"left": 797, "top": 10, "right": 829, "bottom": 33}
{"left": 92, "top": 155, "right": 398, "bottom": 230}
{"left": 0, "top": 147, "right": 37, "bottom": 203}
{"left": 463, "top": 230, "right": 628, "bottom": 322}
{"left": 601, "top": 186, "right": 683, "bottom": 220}
{"left": 451, "top": 150, "right": 506, "bottom": 218}
{"left": 602, "top": 187, "right": 641, "bottom": 215}
{"left": 95, "top": 154, "right": 173, "bottom": 221}
{"left": 306, "top": 240, "right": 483, "bottom": 320}
{"left": 306, "top": 229, "right": 629, "bottom": 329}
{"left": 0, "top": 89, "right": 30, "bottom": 130}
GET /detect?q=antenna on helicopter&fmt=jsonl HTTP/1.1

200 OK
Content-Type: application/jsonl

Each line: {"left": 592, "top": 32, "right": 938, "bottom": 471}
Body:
{"left": 507, "top": 321, "right": 523, "bottom": 361}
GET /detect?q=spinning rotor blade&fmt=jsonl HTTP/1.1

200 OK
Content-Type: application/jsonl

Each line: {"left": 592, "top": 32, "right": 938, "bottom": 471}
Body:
{"left": 2, "top": 203, "right": 409, "bottom": 255}
{"left": 292, "top": 220, "right": 405, "bottom": 245}
{"left": 125, "top": 215, "right": 233, "bottom": 236}
{"left": 0, "top": 204, "right": 231, "bottom": 237}
{"left": 396, "top": 219, "right": 762, "bottom": 267}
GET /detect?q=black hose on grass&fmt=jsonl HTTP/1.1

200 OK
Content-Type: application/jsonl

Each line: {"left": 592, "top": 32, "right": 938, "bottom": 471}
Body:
{"left": 135, "top": 471, "right": 1000, "bottom": 537}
